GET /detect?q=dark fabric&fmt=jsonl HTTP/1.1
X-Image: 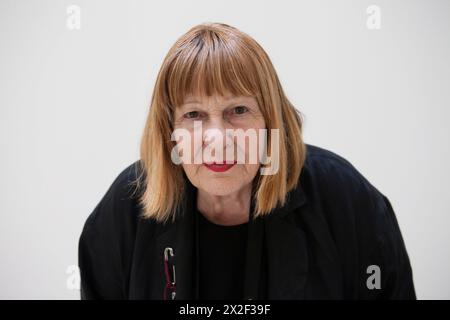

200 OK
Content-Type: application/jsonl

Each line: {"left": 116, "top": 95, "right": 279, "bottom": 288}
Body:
{"left": 196, "top": 208, "right": 248, "bottom": 300}
{"left": 78, "top": 143, "right": 416, "bottom": 300}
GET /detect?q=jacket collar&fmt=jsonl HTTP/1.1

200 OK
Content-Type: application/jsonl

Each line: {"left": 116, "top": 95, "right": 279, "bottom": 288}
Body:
{"left": 131, "top": 169, "right": 341, "bottom": 299}
{"left": 270, "top": 178, "right": 307, "bottom": 218}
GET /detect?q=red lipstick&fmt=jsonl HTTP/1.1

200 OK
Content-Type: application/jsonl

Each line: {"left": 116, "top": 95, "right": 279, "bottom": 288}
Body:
{"left": 203, "top": 161, "right": 237, "bottom": 172}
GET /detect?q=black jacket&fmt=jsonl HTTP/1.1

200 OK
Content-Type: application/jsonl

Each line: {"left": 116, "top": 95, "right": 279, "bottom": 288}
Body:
{"left": 78, "top": 144, "right": 416, "bottom": 300}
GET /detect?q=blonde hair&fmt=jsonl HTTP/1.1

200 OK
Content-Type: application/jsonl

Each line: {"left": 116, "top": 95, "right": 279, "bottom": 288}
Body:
{"left": 135, "top": 22, "right": 306, "bottom": 224}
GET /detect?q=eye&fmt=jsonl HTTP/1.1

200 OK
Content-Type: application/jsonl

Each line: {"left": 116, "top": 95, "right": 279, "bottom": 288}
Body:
{"left": 231, "top": 106, "right": 249, "bottom": 115}
{"left": 184, "top": 111, "right": 201, "bottom": 119}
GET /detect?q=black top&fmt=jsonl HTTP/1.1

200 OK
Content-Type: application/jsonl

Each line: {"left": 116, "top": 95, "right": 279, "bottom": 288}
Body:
{"left": 78, "top": 143, "right": 416, "bottom": 299}
{"left": 196, "top": 208, "right": 249, "bottom": 300}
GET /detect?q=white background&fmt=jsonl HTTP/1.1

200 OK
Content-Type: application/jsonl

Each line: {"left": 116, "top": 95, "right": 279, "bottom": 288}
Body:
{"left": 0, "top": 0, "right": 449, "bottom": 299}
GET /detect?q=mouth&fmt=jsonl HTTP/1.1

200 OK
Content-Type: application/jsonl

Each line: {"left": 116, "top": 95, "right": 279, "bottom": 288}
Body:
{"left": 203, "top": 161, "right": 237, "bottom": 172}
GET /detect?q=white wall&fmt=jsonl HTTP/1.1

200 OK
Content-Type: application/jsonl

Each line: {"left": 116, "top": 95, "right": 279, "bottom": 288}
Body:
{"left": 0, "top": 0, "right": 449, "bottom": 299}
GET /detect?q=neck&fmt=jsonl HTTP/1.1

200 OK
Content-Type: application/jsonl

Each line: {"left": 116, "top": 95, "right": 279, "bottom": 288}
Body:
{"left": 196, "top": 184, "right": 252, "bottom": 226}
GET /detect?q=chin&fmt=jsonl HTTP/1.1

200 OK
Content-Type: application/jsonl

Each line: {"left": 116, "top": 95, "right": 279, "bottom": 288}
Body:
{"left": 198, "top": 180, "right": 243, "bottom": 196}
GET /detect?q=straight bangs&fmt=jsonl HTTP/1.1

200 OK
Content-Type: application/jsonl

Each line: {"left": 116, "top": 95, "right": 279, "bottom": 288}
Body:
{"left": 164, "top": 28, "right": 261, "bottom": 111}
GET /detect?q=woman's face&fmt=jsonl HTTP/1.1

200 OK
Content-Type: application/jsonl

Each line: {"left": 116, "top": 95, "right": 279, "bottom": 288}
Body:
{"left": 172, "top": 94, "right": 266, "bottom": 196}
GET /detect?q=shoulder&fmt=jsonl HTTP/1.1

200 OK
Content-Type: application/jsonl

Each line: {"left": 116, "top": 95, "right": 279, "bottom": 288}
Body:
{"left": 301, "top": 143, "right": 398, "bottom": 251}
{"left": 302, "top": 143, "right": 386, "bottom": 206}
{"left": 82, "top": 160, "right": 144, "bottom": 229}
{"left": 79, "top": 160, "right": 145, "bottom": 269}
{"left": 78, "top": 160, "right": 145, "bottom": 299}
{"left": 303, "top": 143, "right": 375, "bottom": 191}
{"left": 301, "top": 144, "right": 415, "bottom": 298}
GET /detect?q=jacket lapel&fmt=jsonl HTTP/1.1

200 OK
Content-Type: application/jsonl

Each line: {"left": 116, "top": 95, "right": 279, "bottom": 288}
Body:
{"left": 259, "top": 176, "right": 343, "bottom": 299}
{"left": 263, "top": 213, "right": 309, "bottom": 299}
{"left": 129, "top": 178, "right": 197, "bottom": 300}
{"left": 131, "top": 170, "right": 342, "bottom": 299}
{"left": 261, "top": 181, "right": 309, "bottom": 299}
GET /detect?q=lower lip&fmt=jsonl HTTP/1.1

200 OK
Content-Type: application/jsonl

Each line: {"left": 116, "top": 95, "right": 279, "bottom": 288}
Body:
{"left": 203, "top": 162, "right": 236, "bottom": 172}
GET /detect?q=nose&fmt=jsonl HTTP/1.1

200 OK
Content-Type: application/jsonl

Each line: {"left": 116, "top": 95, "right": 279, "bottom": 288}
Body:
{"left": 201, "top": 118, "right": 235, "bottom": 164}
{"left": 202, "top": 118, "right": 233, "bottom": 149}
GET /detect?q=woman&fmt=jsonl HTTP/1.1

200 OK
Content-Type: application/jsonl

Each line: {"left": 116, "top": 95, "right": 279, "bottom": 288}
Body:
{"left": 78, "top": 22, "right": 415, "bottom": 300}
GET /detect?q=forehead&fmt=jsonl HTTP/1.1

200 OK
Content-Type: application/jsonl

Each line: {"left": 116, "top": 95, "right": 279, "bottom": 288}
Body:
{"left": 182, "top": 94, "right": 254, "bottom": 106}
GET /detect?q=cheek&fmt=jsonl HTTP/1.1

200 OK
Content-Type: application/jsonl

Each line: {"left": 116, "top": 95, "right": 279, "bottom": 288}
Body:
{"left": 181, "top": 164, "right": 202, "bottom": 180}
{"left": 227, "top": 164, "right": 259, "bottom": 183}
{"left": 238, "top": 132, "right": 266, "bottom": 164}
{"left": 243, "top": 163, "right": 260, "bottom": 177}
